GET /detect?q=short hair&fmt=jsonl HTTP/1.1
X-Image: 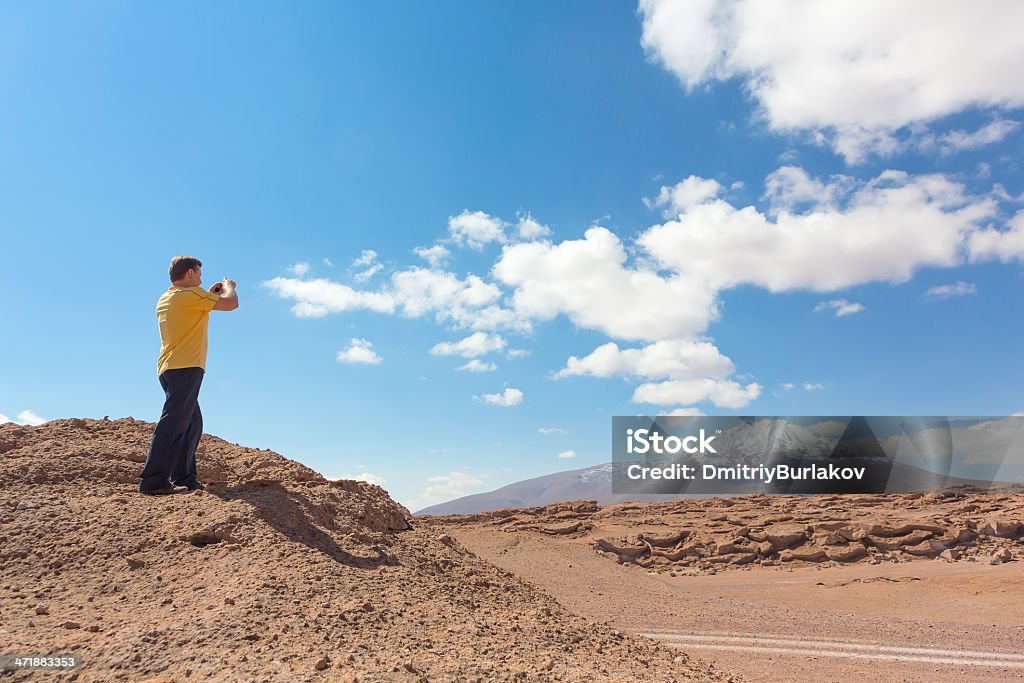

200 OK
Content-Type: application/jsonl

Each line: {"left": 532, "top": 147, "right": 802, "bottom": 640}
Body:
{"left": 169, "top": 256, "right": 202, "bottom": 282}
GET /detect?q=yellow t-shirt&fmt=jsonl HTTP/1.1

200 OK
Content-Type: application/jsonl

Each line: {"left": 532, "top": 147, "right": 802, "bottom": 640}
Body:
{"left": 155, "top": 286, "right": 220, "bottom": 375}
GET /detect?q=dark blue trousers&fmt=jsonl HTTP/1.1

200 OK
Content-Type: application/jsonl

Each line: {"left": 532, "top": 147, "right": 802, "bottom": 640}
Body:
{"left": 139, "top": 367, "right": 204, "bottom": 491}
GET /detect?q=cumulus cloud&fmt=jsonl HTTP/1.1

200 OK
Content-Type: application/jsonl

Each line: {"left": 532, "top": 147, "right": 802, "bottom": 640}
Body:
{"left": 339, "top": 472, "right": 387, "bottom": 486}
{"left": 493, "top": 226, "right": 719, "bottom": 342}
{"left": 421, "top": 471, "right": 488, "bottom": 503}
{"left": 414, "top": 244, "right": 450, "bottom": 268}
{"left": 967, "top": 210, "right": 1024, "bottom": 263}
{"left": 926, "top": 120, "right": 1021, "bottom": 156}
{"left": 813, "top": 299, "right": 865, "bottom": 317}
{"left": 638, "top": 169, "right": 997, "bottom": 292}
{"left": 351, "top": 250, "right": 384, "bottom": 283}
{"left": 638, "top": 0, "right": 1024, "bottom": 162}
{"left": 286, "top": 262, "right": 311, "bottom": 277}
{"left": 539, "top": 427, "right": 568, "bottom": 435}
{"left": 506, "top": 348, "right": 530, "bottom": 359}
{"left": 474, "top": 387, "right": 523, "bottom": 407}
{"left": 457, "top": 359, "right": 497, "bottom": 373}
{"left": 781, "top": 382, "right": 796, "bottom": 391}
{"left": 664, "top": 407, "right": 706, "bottom": 417}
{"left": 336, "top": 338, "right": 382, "bottom": 365}
{"left": 632, "top": 378, "right": 761, "bottom": 408}
{"left": 516, "top": 213, "right": 552, "bottom": 240}
{"left": 0, "top": 409, "right": 46, "bottom": 426}
{"left": 264, "top": 268, "right": 527, "bottom": 333}
{"left": 449, "top": 210, "right": 507, "bottom": 249}
{"left": 925, "top": 281, "right": 978, "bottom": 300}
{"left": 645, "top": 176, "right": 723, "bottom": 217}
{"left": 555, "top": 340, "right": 734, "bottom": 381}
{"left": 557, "top": 449, "right": 576, "bottom": 459}
{"left": 803, "top": 383, "right": 825, "bottom": 391}
{"left": 431, "top": 332, "right": 506, "bottom": 358}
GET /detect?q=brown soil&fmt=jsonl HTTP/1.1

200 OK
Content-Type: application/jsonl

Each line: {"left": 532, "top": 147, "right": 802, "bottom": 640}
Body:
{"left": 0, "top": 418, "right": 736, "bottom": 682}
{"left": 422, "top": 496, "right": 1024, "bottom": 682}
{"left": 426, "top": 492, "right": 1024, "bottom": 573}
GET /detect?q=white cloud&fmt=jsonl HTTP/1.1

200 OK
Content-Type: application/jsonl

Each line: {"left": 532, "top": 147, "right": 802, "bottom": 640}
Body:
{"left": 639, "top": 0, "right": 1024, "bottom": 162}
{"left": 557, "top": 449, "right": 576, "bottom": 459}
{"left": 539, "top": 427, "right": 568, "bottom": 435}
{"left": 323, "top": 257, "right": 334, "bottom": 267}
{"left": 414, "top": 244, "right": 450, "bottom": 268}
{"left": 632, "top": 378, "right": 761, "bottom": 408}
{"left": 506, "top": 348, "right": 530, "bottom": 359}
{"left": 645, "top": 176, "right": 723, "bottom": 217}
{"left": 457, "top": 359, "right": 497, "bottom": 373}
{"left": 340, "top": 472, "right": 387, "bottom": 486}
{"left": 763, "top": 166, "right": 854, "bottom": 215}
{"left": 336, "top": 338, "right": 382, "bottom": 365}
{"left": 781, "top": 382, "right": 796, "bottom": 391}
{"left": 449, "top": 210, "right": 507, "bottom": 249}
{"left": 638, "top": 169, "right": 996, "bottom": 293}
{"left": 930, "top": 120, "right": 1021, "bottom": 156}
{"left": 421, "top": 471, "right": 488, "bottom": 503}
{"left": 516, "top": 214, "right": 552, "bottom": 240}
{"left": 351, "top": 250, "right": 383, "bottom": 283}
{"left": 430, "top": 332, "right": 507, "bottom": 358}
{"left": 925, "top": 281, "right": 978, "bottom": 299}
{"left": 353, "top": 263, "right": 383, "bottom": 283}
{"left": 813, "top": 299, "right": 865, "bottom": 317}
{"left": 803, "top": 383, "right": 825, "bottom": 391}
{"left": 286, "top": 262, "right": 311, "bottom": 277}
{"left": 555, "top": 340, "right": 734, "bottom": 381}
{"left": 664, "top": 408, "right": 705, "bottom": 417}
{"left": 263, "top": 276, "right": 396, "bottom": 318}
{"left": 2, "top": 409, "right": 46, "bottom": 426}
{"left": 967, "top": 210, "right": 1024, "bottom": 263}
{"left": 493, "top": 226, "right": 719, "bottom": 342}
{"left": 475, "top": 387, "right": 523, "bottom": 407}
{"left": 806, "top": 420, "right": 847, "bottom": 438}
{"left": 264, "top": 268, "right": 527, "bottom": 333}
{"left": 352, "top": 250, "right": 378, "bottom": 267}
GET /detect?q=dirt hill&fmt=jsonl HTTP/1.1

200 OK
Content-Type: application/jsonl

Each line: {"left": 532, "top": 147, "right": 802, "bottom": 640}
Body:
{"left": 0, "top": 418, "right": 737, "bottom": 682}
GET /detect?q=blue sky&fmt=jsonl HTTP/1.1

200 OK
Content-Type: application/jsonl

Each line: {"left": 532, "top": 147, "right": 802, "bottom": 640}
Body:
{"left": 2, "top": 1, "right": 1023, "bottom": 511}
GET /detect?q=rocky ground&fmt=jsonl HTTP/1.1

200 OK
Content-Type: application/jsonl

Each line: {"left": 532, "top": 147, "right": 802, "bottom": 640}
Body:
{"left": 425, "top": 489, "right": 1024, "bottom": 574}
{"left": 421, "top": 492, "right": 1024, "bottom": 682}
{"left": 0, "top": 418, "right": 737, "bottom": 682}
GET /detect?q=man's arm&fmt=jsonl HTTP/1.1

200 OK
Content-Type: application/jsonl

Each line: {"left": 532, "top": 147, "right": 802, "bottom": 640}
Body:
{"left": 212, "top": 280, "right": 239, "bottom": 311}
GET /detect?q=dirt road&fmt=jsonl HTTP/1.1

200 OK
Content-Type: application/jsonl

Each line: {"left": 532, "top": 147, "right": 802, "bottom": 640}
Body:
{"left": 445, "top": 525, "right": 1024, "bottom": 682}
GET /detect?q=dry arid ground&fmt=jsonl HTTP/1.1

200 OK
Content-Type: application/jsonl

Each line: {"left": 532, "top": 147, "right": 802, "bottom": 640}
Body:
{"left": 0, "top": 418, "right": 738, "bottom": 682}
{"left": 421, "top": 492, "right": 1024, "bottom": 682}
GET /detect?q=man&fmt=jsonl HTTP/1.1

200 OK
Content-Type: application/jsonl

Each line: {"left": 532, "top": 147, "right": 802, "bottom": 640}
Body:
{"left": 138, "top": 256, "right": 239, "bottom": 495}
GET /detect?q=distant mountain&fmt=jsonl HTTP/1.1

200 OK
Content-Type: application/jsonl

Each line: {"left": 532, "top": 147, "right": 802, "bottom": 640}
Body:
{"left": 413, "top": 457, "right": 1006, "bottom": 515}
{"left": 415, "top": 417, "right": 1004, "bottom": 515}
{"left": 413, "top": 462, "right": 705, "bottom": 516}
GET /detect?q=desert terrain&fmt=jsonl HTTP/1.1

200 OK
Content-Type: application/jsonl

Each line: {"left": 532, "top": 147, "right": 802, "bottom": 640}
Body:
{"left": 0, "top": 418, "right": 735, "bottom": 682}
{"left": 421, "top": 492, "right": 1024, "bottom": 682}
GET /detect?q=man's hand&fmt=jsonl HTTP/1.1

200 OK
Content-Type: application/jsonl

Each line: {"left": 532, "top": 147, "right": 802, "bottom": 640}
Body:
{"left": 212, "top": 279, "right": 239, "bottom": 311}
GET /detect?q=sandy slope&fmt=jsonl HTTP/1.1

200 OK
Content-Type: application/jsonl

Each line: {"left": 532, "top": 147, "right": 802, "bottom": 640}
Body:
{"left": 0, "top": 418, "right": 736, "bottom": 682}
{"left": 423, "top": 498, "right": 1024, "bottom": 682}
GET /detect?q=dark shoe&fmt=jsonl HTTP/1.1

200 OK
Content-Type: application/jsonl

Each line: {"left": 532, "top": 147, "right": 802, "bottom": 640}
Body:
{"left": 139, "top": 485, "right": 190, "bottom": 495}
{"left": 173, "top": 480, "right": 205, "bottom": 491}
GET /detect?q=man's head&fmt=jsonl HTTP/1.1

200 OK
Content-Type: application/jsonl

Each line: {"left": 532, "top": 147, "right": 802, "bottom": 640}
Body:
{"left": 169, "top": 256, "right": 203, "bottom": 287}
